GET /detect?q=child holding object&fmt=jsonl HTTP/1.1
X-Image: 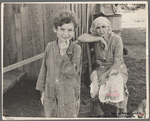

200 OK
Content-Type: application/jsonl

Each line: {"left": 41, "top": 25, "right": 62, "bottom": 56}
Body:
{"left": 36, "top": 10, "right": 81, "bottom": 118}
{"left": 78, "top": 17, "right": 129, "bottom": 117}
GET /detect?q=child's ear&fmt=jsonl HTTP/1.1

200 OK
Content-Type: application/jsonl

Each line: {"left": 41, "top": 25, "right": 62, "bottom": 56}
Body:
{"left": 53, "top": 26, "right": 57, "bottom": 33}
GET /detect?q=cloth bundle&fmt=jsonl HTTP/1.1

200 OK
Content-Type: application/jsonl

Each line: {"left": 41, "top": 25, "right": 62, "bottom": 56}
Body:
{"left": 90, "top": 69, "right": 124, "bottom": 103}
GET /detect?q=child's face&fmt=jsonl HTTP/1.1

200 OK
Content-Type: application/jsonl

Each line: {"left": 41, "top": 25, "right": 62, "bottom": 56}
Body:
{"left": 54, "top": 23, "right": 75, "bottom": 44}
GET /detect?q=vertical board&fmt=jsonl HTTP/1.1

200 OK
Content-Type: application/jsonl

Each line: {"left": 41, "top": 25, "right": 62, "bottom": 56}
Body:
{"left": 43, "top": 4, "right": 65, "bottom": 48}
{"left": 11, "top": 5, "right": 17, "bottom": 65}
{"left": 70, "top": 4, "right": 75, "bottom": 40}
{"left": 71, "top": 4, "right": 74, "bottom": 12}
{"left": 81, "top": 4, "right": 87, "bottom": 63}
{"left": 88, "top": 4, "right": 96, "bottom": 32}
{"left": 15, "top": 12, "right": 23, "bottom": 71}
{"left": 86, "top": 4, "right": 92, "bottom": 75}
{"left": 21, "top": 4, "right": 35, "bottom": 78}
{"left": 3, "top": 4, "right": 17, "bottom": 67}
{"left": 81, "top": 4, "right": 87, "bottom": 33}
{"left": 4, "top": 4, "right": 11, "bottom": 67}
{"left": 78, "top": 4, "right": 82, "bottom": 37}
{"left": 64, "top": 3, "right": 70, "bottom": 10}
{"left": 74, "top": 4, "right": 78, "bottom": 40}
{"left": 29, "top": 4, "right": 45, "bottom": 77}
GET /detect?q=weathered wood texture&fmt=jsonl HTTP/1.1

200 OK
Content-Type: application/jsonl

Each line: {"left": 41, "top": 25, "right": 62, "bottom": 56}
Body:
{"left": 3, "top": 3, "right": 118, "bottom": 79}
{"left": 4, "top": 4, "right": 17, "bottom": 67}
{"left": 21, "top": 5, "right": 36, "bottom": 78}
{"left": 3, "top": 71, "right": 26, "bottom": 94}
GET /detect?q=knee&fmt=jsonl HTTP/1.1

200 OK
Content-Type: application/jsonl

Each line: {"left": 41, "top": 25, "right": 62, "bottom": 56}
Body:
{"left": 90, "top": 71, "right": 98, "bottom": 81}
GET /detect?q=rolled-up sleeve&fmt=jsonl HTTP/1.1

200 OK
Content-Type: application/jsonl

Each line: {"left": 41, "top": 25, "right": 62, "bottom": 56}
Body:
{"left": 60, "top": 45, "right": 81, "bottom": 79}
{"left": 36, "top": 44, "right": 49, "bottom": 91}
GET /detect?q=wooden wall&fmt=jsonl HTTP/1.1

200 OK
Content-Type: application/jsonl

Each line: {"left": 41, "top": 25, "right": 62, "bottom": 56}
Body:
{"left": 3, "top": 3, "right": 117, "bottom": 79}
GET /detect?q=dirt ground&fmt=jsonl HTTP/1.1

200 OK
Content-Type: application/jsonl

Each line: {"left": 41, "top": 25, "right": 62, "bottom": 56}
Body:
{"left": 3, "top": 8, "right": 147, "bottom": 118}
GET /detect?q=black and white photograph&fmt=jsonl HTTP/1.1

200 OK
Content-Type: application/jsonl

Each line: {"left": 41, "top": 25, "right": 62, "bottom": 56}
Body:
{"left": 2, "top": 1, "right": 149, "bottom": 120}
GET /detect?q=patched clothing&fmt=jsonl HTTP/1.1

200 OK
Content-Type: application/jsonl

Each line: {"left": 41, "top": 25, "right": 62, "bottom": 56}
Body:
{"left": 36, "top": 40, "right": 81, "bottom": 117}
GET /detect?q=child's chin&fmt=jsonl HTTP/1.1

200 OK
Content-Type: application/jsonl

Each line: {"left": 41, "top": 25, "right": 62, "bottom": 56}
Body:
{"left": 61, "top": 38, "right": 70, "bottom": 42}
{"left": 60, "top": 40, "right": 67, "bottom": 43}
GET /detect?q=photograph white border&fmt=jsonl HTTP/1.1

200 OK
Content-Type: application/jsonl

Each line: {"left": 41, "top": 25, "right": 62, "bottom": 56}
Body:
{"left": 1, "top": 1, "right": 149, "bottom": 120}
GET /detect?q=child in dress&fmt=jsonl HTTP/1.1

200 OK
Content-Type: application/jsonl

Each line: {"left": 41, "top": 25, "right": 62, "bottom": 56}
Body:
{"left": 36, "top": 10, "right": 81, "bottom": 118}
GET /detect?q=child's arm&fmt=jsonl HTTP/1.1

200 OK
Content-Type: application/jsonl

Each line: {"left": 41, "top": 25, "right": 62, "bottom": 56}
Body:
{"left": 60, "top": 44, "right": 81, "bottom": 79}
{"left": 35, "top": 44, "right": 49, "bottom": 91}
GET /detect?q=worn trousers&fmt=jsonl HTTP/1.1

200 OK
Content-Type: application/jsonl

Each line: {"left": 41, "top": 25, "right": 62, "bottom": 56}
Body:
{"left": 43, "top": 82, "right": 80, "bottom": 118}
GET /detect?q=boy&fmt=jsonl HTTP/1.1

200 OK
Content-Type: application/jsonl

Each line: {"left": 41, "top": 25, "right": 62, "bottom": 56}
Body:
{"left": 36, "top": 10, "right": 81, "bottom": 118}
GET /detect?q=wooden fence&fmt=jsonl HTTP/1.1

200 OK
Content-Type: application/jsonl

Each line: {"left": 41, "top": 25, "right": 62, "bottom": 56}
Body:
{"left": 3, "top": 3, "right": 108, "bottom": 79}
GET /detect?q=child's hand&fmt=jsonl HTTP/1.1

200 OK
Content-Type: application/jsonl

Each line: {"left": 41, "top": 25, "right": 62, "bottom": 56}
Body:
{"left": 41, "top": 91, "right": 44, "bottom": 105}
{"left": 60, "top": 38, "right": 70, "bottom": 56}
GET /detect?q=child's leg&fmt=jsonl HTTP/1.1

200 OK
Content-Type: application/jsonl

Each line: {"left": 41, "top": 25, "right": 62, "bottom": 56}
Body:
{"left": 57, "top": 85, "right": 80, "bottom": 118}
{"left": 43, "top": 97, "right": 58, "bottom": 117}
{"left": 44, "top": 111, "right": 52, "bottom": 117}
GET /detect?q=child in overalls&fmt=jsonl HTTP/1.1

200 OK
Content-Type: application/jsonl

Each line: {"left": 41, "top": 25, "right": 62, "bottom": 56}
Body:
{"left": 36, "top": 10, "right": 81, "bottom": 118}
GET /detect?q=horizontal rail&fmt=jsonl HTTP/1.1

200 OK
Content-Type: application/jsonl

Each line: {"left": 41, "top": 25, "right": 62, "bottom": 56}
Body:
{"left": 3, "top": 53, "right": 44, "bottom": 73}
{"left": 3, "top": 41, "right": 80, "bottom": 73}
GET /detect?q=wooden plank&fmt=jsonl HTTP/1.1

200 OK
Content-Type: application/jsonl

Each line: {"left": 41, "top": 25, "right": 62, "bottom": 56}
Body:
{"left": 15, "top": 13, "right": 23, "bottom": 71}
{"left": 81, "top": 4, "right": 87, "bottom": 33}
{"left": 3, "top": 71, "right": 26, "bottom": 94}
{"left": 3, "top": 4, "right": 14, "bottom": 25}
{"left": 88, "top": 4, "right": 96, "bottom": 31}
{"left": 3, "top": 53, "right": 44, "bottom": 73}
{"left": 29, "top": 4, "right": 45, "bottom": 77}
{"left": 75, "top": 4, "right": 78, "bottom": 41}
{"left": 64, "top": 3, "right": 70, "bottom": 10}
{"left": 78, "top": 4, "right": 82, "bottom": 37}
{"left": 3, "top": 4, "right": 17, "bottom": 67}
{"left": 70, "top": 3, "right": 76, "bottom": 40}
{"left": 86, "top": 4, "right": 92, "bottom": 75}
{"left": 10, "top": 5, "right": 18, "bottom": 65}
{"left": 81, "top": 3, "right": 87, "bottom": 63}
{"left": 3, "top": 18, "right": 11, "bottom": 67}
{"left": 13, "top": 4, "right": 21, "bottom": 14}
{"left": 29, "top": 4, "right": 44, "bottom": 54}
{"left": 71, "top": 3, "right": 74, "bottom": 13}
{"left": 20, "top": 5, "right": 35, "bottom": 77}
{"left": 3, "top": 4, "right": 10, "bottom": 67}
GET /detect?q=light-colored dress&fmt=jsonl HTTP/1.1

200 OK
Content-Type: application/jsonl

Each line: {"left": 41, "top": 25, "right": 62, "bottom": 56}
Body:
{"left": 36, "top": 40, "right": 81, "bottom": 117}
{"left": 93, "top": 32, "right": 129, "bottom": 109}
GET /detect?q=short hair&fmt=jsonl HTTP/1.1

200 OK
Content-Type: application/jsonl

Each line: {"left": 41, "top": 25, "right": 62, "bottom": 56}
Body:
{"left": 53, "top": 10, "right": 79, "bottom": 29}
